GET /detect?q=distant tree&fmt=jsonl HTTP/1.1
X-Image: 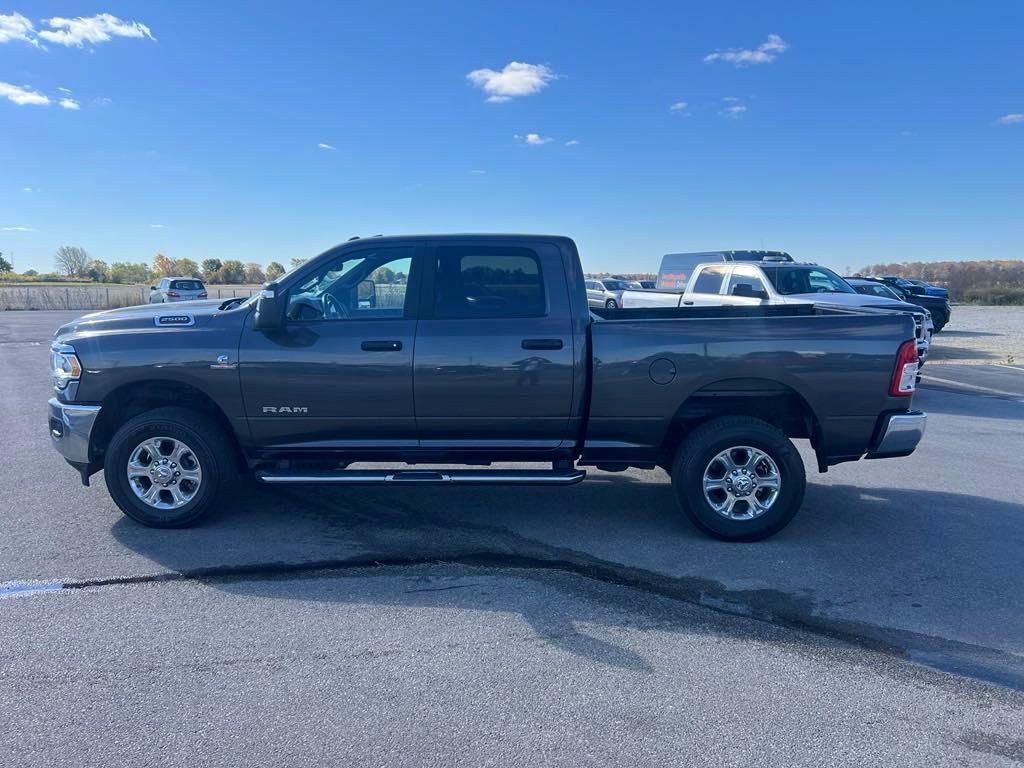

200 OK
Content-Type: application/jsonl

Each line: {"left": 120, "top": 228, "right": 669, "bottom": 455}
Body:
{"left": 22, "top": 268, "right": 38, "bottom": 277}
{"left": 290, "top": 257, "right": 308, "bottom": 269}
{"left": 265, "top": 261, "right": 285, "bottom": 281}
{"left": 243, "top": 262, "right": 266, "bottom": 284}
{"left": 201, "top": 258, "right": 223, "bottom": 281}
{"left": 152, "top": 253, "right": 177, "bottom": 277}
{"left": 85, "top": 259, "right": 110, "bottom": 282}
{"left": 370, "top": 266, "right": 396, "bottom": 284}
{"left": 110, "top": 262, "right": 152, "bottom": 284}
{"left": 216, "top": 259, "right": 246, "bottom": 284}
{"left": 55, "top": 246, "right": 90, "bottom": 277}
{"left": 0, "top": 253, "right": 12, "bottom": 273}
{"left": 175, "top": 258, "right": 199, "bottom": 278}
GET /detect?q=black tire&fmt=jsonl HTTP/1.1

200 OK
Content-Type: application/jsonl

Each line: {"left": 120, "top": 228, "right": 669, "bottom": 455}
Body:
{"left": 103, "top": 407, "right": 239, "bottom": 528}
{"left": 933, "top": 319, "right": 946, "bottom": 334}
{"left": 605, "top": 299, "right": 618, "bottom": 310}
{"left": 671, "top": 416, "right": 806, "bottom": 542}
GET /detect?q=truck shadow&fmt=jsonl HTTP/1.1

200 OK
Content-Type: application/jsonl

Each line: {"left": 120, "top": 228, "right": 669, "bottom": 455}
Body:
{"left": 109, "top": 474, "right": 1024, "bottom": 682}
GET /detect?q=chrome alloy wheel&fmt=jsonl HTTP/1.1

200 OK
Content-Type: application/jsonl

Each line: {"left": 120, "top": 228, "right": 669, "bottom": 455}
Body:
{"left": 126, "top": 436, "right": 203, "bottom": 509}
{"left": 702, "top": 446, "right": 781, "bottom": 521}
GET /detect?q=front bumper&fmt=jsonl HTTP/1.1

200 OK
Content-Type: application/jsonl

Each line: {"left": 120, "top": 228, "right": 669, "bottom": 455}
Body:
{"left": 866, "top": 410, "right": 927, "bottom": 459}
{"left": 48, "top": 398, "right": 101, "bottom": 465}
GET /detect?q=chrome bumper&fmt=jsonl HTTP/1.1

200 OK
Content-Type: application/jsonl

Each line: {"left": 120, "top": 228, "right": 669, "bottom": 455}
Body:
{"left": 48, "top": 398, "right": 101, "bottom": 465}
{"left": 867, "top": 410, "right": 927, "bottom": 458}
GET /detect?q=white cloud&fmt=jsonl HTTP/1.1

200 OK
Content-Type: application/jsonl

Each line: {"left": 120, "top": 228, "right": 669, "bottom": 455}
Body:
{"left": 565, "top": 139, "right": 580, "bottom": 146}
{"left": 59, "top": 97, "right": 80, "bottom": 110}
{"left": 57, "top": 86, "right": 72, "bottom": 94}
{"left": 995, "top": 113, "right": 1024, "bottom": 125}
{"left": 669, "top": 101, "right": 689, "bottom": 112}
{"left": 317, "top": 142, "right": 336, "bottom": 150}
{"left": 0, "top": 81, "right": 50, "bottom": 106}
{"left": 704, "top": 34, "right": 788, "bottom": 67}
{"left": 0, "top": 12, "right": 38, "bottom": 46}
{"left": 720, "top": 104, "right": 748, "bottom": 118}
{"left": 37, "top": 13, "right": 155, "bottom": 47}
{"left": 23, "top": 187, "right": 33, "bottom": 192}
{"left": 150, "top": 224, "right": 167, "bottom": 229}
{"left": 94, "top": 96, "right": 112, "bottom": 105}
{"left": 469, "top": 169, "right": 486, "bottom": 174}
{"left": 2, "top": 226, "right": 36, "bottom": 231}
{"left": 515, "top": 132, "right": 553, "bottom": 146}
{"left": 900, "top": 130, "right": 917, "bottom": 137}
{"left": 467, "top": 61, "right": 558, "bottom": 103}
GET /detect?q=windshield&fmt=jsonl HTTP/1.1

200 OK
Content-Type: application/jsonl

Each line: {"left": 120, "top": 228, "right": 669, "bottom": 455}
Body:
{"left": 602, "top": 279, "right": 629, "bottom": 290}
{"left": 763, "top": 266, "right": 855, "bottom": 295}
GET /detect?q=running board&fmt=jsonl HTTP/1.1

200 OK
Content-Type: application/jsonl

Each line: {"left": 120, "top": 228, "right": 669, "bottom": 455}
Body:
{"left": 255, "top": 468, "right": 587, "bottom": 486}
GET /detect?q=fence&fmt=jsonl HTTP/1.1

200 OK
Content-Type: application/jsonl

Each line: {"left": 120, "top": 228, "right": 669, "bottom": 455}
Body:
{"left": 0, "top": 284, "right": 263, "bottom": 311}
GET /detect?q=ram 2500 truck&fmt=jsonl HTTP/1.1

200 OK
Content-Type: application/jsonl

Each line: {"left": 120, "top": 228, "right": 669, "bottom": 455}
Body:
{"left": 47, "top": 234, "right": 926, "bottom": 541}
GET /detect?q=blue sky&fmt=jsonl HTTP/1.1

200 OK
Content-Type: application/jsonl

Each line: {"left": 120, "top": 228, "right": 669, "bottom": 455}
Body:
{"left": 1, "top": 1, "right": 1022, "bottom": 275}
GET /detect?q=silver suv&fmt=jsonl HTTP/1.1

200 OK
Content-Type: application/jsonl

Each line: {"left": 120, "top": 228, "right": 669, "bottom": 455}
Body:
{"left": 149, "top": 277, "right": 208, "bottom": 303}
{"left": 585, "top": 278, "right": 642, "bottom": 309}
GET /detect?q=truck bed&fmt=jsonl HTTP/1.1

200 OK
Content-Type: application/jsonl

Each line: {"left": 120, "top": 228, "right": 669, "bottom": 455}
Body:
{"left": 583, "top": 307, "right": 916, "bottom": 466}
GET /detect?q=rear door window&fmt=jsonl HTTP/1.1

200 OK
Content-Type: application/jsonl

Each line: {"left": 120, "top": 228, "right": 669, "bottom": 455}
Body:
{"left": 433, "top": 246, "right": 546, "bottom": 318}
{"left": 170, "top": 280, "right": 203, "bottom": 291}
{"left": 690, "top": 266, "right": 728, "bottom": 295}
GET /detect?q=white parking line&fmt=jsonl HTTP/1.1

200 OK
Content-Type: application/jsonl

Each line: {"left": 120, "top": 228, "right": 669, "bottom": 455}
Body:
{"left": 920, "top": 374, "right": 1024, "bottom": 399}
{"left": 993, "top": 364, "right": 1024, "bottom": 373}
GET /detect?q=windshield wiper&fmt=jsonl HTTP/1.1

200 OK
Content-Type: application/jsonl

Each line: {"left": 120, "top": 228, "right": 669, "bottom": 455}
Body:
{"left": 218, "top": 297, "right": 248, "bottom": 310}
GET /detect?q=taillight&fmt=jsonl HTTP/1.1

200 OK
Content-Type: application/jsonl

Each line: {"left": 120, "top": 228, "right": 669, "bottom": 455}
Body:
{"left": 890, "top": 339, "right": 919, "bottom": 396}
{"left": 166, "top": 291, "right": 180, "bottom": 298}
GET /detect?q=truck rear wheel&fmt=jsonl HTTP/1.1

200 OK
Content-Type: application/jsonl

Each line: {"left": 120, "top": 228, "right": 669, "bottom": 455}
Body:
{"left": 671, "top": 416, "right": 806, "bottom": 542}
{"left": 103, "top": 407, "right": 238, "bottom": 528}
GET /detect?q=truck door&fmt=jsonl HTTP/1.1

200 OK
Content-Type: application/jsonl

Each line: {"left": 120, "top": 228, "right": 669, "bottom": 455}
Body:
{"left": 413, "top": 242, "right": 575, "bottom": 450}
{"left": 239, "top": 245, "right": 421, "bottom": 450}
{"left": 681, "top": 265, "right": 730, "bottom": 306}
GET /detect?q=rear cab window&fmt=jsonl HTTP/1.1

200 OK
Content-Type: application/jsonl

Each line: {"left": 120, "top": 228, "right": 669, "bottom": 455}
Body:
{"left": 433, "top": 246, "right": 546, "bottom": 318}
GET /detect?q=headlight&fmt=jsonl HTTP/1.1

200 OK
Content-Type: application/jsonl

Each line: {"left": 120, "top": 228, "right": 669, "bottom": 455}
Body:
{"left": 51, "top": 343, "right": 82, "bottom": 390}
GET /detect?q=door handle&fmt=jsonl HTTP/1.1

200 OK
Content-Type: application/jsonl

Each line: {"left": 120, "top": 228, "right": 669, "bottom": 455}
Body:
{"left": 521, "top": 339, "right": 563, "bottom": 350}
{"left": 682, "top": 300, "right": 694, "bottom": 306}
{"left": 361, "top": 340, "right": 402, "bottom": 351}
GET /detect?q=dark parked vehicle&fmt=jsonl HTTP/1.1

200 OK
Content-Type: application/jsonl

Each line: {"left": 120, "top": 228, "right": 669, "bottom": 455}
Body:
{"left": 639, "top": 280, "right": 657, "bottom": 289}
{"left": 48, "top": 234, "right": 925, "bottom": 541}
{"left": 882, "top": 276, "right": 950, "bottom": 300}
{"left": 857, "top": 276, "right": 951, "bottom": 332}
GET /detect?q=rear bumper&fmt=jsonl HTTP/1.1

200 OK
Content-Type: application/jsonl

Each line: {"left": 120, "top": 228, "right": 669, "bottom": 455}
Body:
{"left": 866, "top": 410, "right": 927, "bottom": 459}
{"left": 48, "top": 398, "right": 101, "bottom": 465}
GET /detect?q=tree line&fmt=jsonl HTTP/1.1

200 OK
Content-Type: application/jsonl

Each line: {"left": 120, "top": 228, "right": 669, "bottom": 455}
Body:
{"left": 0, "top": 246, "right": 310, "bottom": 285}
{"left": 859, "top": 259, "right": 1024, "bottom": 304}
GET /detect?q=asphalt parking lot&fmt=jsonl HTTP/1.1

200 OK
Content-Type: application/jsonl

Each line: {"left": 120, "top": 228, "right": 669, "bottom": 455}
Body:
{"left": 2, "top": 309, "right": 1023, "bottom": 766}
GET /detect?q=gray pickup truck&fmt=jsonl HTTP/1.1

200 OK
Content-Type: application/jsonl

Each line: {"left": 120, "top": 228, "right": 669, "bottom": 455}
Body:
{"left": 48, "top": 234, "right": 926, "bottom": 541}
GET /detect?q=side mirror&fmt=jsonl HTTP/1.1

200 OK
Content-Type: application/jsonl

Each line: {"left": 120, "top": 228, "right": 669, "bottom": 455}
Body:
{"left": 357, "top": 279, "right": 377, "bottom": 308}
{"left": 907, "top": 285, "right": 926, "bottom": 295}
{"left": 731, "top": 284, "right": 768, "bottom": 300}
{"left": 254, "top": 283, "right": 284, "bottom": 330}
{"left": 150, "top": 285, "right": 157, "bottom": 291}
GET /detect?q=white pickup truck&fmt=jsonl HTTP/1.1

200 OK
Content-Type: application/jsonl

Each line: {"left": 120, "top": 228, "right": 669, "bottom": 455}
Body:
{"left": 621, "top": 260, "right": 934, "bottom": 362}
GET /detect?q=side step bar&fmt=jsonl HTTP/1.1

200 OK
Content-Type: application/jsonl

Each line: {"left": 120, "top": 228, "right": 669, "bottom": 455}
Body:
{"left": 255, "top": 468, "right": 587, "bottom": 486}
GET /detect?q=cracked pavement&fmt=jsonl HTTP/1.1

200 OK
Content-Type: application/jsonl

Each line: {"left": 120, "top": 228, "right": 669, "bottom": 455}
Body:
{"left": 2, "top": 311, "right": 1023, "bottom": 766}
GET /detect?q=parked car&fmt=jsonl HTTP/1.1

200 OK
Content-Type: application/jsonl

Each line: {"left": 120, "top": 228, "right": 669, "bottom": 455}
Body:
{"left": 621, "top": 261, "right": 932, "bottom": 363}
{"left": 639, "top": 280, "right": 657, "bottom": 289}
{"left": 149, "top": 277, "right": 208, "bottom": 303}
{"left": 892, "top": 277, "right": 950, "bottom": 300}
{"left": 586, "top": 278, "right": 641, "bottom": 309}
{"left": 656, "top": 250, "right": 793, "bottom": 289}
{"left": 48, "top": 234, "right": 925, "bottom": 542}
{"left": 845, "top": 278, "right": 936, "bottom": 345}
{"left": 859, "top": 277, "right": 951, "bottom": 332}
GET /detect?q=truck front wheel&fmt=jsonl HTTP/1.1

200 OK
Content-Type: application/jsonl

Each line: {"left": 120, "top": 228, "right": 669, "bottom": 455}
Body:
{"left": 103, "top": 407, "right": 238, "bottom": 528}
{"left": 671, "top": 416, "right": 806, "bottom": 542}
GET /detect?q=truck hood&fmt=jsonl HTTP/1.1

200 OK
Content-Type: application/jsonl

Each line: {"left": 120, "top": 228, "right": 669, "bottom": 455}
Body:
{"left": 788, "top": 293, "right": 921, "bottom": 312}
{"left": 53, "top": 299, "right": 231, "bottom": 341}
